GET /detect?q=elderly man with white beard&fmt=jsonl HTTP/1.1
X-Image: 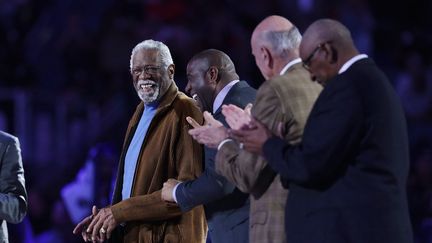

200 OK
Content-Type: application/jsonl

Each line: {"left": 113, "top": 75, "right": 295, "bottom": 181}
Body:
{"left": 73, "top": 39, "right": 207, "bottom": 243}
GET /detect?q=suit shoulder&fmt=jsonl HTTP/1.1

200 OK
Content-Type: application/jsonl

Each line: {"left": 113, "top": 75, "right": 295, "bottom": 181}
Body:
{"left": 238, "top": 81, "right": 257, "bottom": 92}
{"left": 230, "top": 81, "right": 257, "bottom": 97}
{"left": 173, "top": 91, "right": 203, "bottom": 119}
{"left": 0, "top": 131, "right": 18, "bottom": 144}
{"left": 272, "top": 67, "right": 311, "bottom": 86}
{"left": 266, "top": 68, "right": 322, "bottom": 96}
{"left": 175, "top": 91, "right": 199, "bottom": 109}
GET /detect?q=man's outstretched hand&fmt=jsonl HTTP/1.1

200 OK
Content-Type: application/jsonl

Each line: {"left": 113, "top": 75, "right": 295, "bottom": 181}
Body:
{"left": 187, "top": 112, "right": 228, "bottom": 149}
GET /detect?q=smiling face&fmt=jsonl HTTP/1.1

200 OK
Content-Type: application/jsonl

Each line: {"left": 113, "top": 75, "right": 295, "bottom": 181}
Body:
{"left": 130, "top": 48, "right": 173, "bottom": 104}
{"left": 185, "top": 59, "right": 216, "bottom": 112}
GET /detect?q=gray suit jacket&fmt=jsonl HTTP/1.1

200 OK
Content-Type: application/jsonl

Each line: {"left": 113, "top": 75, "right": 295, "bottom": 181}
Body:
{"left": 0, "top": 131, "right": 27, "bottom": 243}
{"left": 215, "top": 63, "right": 322, "bottom": 243}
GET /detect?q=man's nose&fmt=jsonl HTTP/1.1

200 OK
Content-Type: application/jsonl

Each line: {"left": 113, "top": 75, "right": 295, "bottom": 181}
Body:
{"left": 310, "top": 73, "right": 317, "bottom": 82}
{"left": 139, "top": 71, "right": 151, "bottom": 80}
{"left": 185, "top": 82, "right": 192, "bottom": 96}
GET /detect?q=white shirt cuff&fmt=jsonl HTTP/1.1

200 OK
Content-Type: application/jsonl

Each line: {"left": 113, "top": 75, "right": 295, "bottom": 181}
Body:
{"left": 172, "top": 182, "right": 181, "bottom": 203}
{"left": 218, "top": 139, "right": 233, "bottom": 150}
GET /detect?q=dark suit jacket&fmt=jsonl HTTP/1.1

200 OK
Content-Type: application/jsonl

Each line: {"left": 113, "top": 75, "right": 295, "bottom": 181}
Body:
{"left": 0, "top": 131, "right": 27, "bottom": 243}
{"left": 264, "top": 58, "right": 413, "bottom": 243}
{"left": 176, "top": 81, "right": 256, "bottom": 243}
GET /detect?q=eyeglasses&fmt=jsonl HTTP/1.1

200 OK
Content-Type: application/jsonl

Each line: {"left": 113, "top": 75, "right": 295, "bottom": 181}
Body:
{"left": 131, "top": 65, "right": 161, "bottom": 76}
{"left": 302, "top": 44, "right": 322, "bottom": 70}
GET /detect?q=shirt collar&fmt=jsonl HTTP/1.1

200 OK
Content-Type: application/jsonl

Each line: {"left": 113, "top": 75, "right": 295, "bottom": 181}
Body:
{"left": 338, "top": 54, "right": 368, "bottom": 74}
{"left": 213, "top": 80, "right": 239, "bottom": 113}
{"left": 144, "top": 100, "right": 159, "bottom": 109}
{"left": 280, "top": 58, "right": 302, "bottom": 75}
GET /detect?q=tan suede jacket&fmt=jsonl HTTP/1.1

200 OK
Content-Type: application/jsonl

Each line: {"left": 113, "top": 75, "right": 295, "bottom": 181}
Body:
{"left": 110, "top": 82, "right": 207, "bottom": 243}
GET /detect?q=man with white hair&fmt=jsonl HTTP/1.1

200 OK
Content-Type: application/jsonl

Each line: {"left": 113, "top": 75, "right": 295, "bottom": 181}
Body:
{"left": 73, "top": 39, "right": 207, "bottom": 243}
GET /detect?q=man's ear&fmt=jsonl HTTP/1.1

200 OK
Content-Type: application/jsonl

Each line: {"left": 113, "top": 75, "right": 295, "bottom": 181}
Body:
{"left": 261, "top": 46, "right": 273, "bottom": 70}
{"left": 168, "top": 64, "right": 175, "bottom": 79}
{"left": 322, "top": 43, "right": 338, "bottom": 64}
{"left": 206, "top": 66, "right": 219, "bottom": 84}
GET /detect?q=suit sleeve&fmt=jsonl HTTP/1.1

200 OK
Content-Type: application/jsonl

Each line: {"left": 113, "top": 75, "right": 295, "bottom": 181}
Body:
{"left": 175, "top": 149, "right": 235, "bottom": 212}
{"left": 264, "top": 81, "right": 363, "bottom": 186}
{"left": 111, "top": 101, "right": 204, "bottom": 222}
{"left": 216, "top": 84, "right": 289, "bottom": 196}
{"left": 0, "top": 136, "right": 27, "bottom": 224}
{"left": 175, "top": 88, "right": 257, "bottom": 211}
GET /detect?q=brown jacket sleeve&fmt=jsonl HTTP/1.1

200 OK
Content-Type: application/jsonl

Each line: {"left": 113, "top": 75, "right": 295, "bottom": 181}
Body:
{"left": 175, "top": 102, "right": 204, "bottom": 182}
{"left": 111, "top": 95, "right": 204, "bottom": 223}
{"left": 111, "top": 191, "right": 181, "bottom": 222}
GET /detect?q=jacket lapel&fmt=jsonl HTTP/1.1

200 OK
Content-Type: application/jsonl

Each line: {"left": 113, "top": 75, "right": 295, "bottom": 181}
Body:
{"left": 112, "top": 81, "right": 180, "bottom": 204}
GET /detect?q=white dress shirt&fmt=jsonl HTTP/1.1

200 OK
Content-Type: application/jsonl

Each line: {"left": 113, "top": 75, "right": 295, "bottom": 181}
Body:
{"left": 338, "top": 54, "right": 368, "bottom": 74}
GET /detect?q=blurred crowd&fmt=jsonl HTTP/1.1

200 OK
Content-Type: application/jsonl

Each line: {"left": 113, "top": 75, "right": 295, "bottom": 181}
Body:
{"left": 0, "top": 0, "right": 431, "bottom": 242}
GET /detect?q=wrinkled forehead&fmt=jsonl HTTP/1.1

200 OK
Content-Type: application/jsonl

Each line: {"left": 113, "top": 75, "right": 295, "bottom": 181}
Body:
{"left": 133, "top": 48, "right": 161, "bottom": 66}
{"left": 187, "top": 58, "right": 207, "bottom": 73}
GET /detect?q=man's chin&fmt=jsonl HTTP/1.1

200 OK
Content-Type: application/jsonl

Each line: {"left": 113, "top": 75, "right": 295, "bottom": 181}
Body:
{"left": 315, "top": 78, "right": 326, "bottom": 86}
{"left": 138, "top": 91, "right": 159, "bottom": 104}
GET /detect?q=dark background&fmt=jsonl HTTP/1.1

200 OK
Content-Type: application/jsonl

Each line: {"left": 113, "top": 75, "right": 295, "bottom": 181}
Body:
{"left": 1, "top": 0, "right": 431, "bottom": 242}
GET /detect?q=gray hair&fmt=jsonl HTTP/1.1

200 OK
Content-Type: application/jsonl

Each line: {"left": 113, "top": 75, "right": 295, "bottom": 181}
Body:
{"left": 129, "top": 39, "right": 174, "bottom": 71}
{"left": 262, "top": 26, "right": 302, "bottom": 58}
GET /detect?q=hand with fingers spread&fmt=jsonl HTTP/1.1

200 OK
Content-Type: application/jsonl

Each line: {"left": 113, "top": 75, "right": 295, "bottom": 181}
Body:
{"left": 229, "top": 118, "right": 272, "bottom": 155}
{"left": 186, "top": 116, "right": 202, "bottom": 128}
{"left": 187, "top": 111, "right": 223, "bottom": 128}
{"left": 203, "top": 111, "right": 224, "bottom": 127}
{"left": 244, "top": 103, "right": 253, "bottom": 115}
{"left": 161, "top": 179, "right": 181, "bottom": 202}
{"left": 189, "top": 125, "right": 228, "bottom": 148}
{"left": 187, "top": 112, "right": 228, "bottom": 148}
{"left": 222, "top": 103, "right": 253, "bottom": 130}
{"left": 73, "top": 205, "right": 99, "bottom": 242}
{"left": 85, "top": 206, "right": 117, "bottom": 242}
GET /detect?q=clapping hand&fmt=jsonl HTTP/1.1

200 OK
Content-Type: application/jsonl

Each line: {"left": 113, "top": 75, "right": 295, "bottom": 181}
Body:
{"left": 187, "top": 112, "right": 228, "bottom": 148}
{"left": 221, "top": 103, "right": 253, "bottom": 130}
{"left": 229, "top": 118, "right": 272, "bottom": 155}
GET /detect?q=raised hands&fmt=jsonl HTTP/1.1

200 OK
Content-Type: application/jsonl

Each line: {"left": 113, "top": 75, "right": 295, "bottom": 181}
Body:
{"left": 187, "top": 111, "right": 228, "bottom": 148}
{"left": 222, "top": 103, "right": 253, "bottom": 130}
{"left": 187, "top": 111, "right": 223, "bottom": 128}
{"left": 186, "top": 104, "right": 273, "bottom": 153}
{"left": 229, "top": 118, "right": 272, "bottom": 155}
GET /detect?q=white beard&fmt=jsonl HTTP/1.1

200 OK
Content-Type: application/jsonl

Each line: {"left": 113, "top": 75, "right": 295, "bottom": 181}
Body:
{"left": 136, "top": 80, "right": 160, "bottom": 104}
